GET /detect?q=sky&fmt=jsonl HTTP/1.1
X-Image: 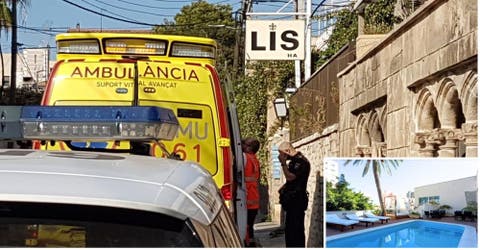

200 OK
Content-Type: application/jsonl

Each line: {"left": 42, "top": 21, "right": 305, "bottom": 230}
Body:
{"left": 0, "top": 0, "right": 346, "bottom": 55}
{"left": 327, "top": 158, "right": 479, "bottom": 206}
{"left": 0, "top": 0, "right": 295, "bottom": 52}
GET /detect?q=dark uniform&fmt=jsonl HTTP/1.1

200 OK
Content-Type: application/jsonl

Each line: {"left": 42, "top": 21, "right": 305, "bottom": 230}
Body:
{"left": 283, "top": 152, "right": 310, "bottom": 247}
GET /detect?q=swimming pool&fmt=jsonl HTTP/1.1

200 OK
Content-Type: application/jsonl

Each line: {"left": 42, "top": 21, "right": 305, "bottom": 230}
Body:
{"left": 326, "top": 220, "right": 477, "bottom": 248}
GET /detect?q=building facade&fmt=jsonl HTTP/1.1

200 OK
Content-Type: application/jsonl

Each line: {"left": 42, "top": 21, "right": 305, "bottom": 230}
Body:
{"left": 0, "top": 48, "right": 51, "bottom": 90}
{"left": 338, "top": 0, "right": 477, "bottom": 158}
{"left": 267, "top": 0, "right": 477, "bottom": 247}
{"left": 414, "top": 176, "right": 477, "bottom": 213}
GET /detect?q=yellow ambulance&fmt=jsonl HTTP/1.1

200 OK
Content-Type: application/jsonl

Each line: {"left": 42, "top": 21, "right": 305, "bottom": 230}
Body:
{"left": 37, "top": 32, "right": 248, "bottom": 241}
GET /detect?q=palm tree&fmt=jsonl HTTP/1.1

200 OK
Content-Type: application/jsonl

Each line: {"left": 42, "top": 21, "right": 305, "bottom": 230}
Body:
{"left": 0, "top": 1, "right": 12, "bottom": 101}
{"left": 345, "top": 159, "right": 402, "bottom": 216}
{"left": 0, "top": 0, "right": 29, "bottom": 102}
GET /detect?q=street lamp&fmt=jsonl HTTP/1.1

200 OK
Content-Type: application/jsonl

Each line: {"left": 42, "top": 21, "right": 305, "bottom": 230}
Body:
{"left": 273, "top": 97, "right": 288, "bottom": 127}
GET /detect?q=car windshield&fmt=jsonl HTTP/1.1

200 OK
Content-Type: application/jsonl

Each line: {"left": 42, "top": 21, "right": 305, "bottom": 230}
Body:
{"left": 0, "top": 202, "right": 203, "bottom": 247}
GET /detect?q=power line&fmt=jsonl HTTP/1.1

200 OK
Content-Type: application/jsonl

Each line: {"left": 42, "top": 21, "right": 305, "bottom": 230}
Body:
{"left": 79, "top": 0, "right": 140, "bottom": 22}
{"left": 113, "top": 0, "right": 187, "bottom": 10}
{"left": 18, "top": 25, "right": 61, "bottom": 36}
{"left": 91, "top": 0, "right": 175, "bottom": 17}
{"left": 60, "top": 0, "right": 161, "bottom": 26}
{"left": 149, "top": 0, "right": 199, "bottom": 2}
{"left": 61, "top": 0, "right": 237, "bottom": 28}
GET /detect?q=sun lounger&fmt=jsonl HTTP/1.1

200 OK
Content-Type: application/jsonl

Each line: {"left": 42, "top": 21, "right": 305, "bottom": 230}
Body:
{"left": 326, "top": 214, "right": 359, "bottom": 231}
{"left": 364, "top": 211, "right": 391, "bottom": 224}
{"left": 345, "top": 213, "right": 379, "bottom": 227}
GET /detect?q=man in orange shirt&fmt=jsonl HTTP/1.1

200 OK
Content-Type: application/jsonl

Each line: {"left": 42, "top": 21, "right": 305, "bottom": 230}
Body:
{"left": 242, "top": 137, "right": 260, "bottom": 247}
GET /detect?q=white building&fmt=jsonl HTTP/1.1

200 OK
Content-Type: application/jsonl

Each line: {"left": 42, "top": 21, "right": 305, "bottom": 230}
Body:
{"left": 414, "top": 176, "right": 478, "bottom": 213}
{"left": 0, "top": 48, "right": 51, "bottom": 89}
{"left": 20, "top": 48, "right": 50, "bottom": 86}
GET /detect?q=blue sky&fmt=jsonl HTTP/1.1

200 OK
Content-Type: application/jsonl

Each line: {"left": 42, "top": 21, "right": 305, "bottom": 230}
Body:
{"left": 327, "top": 158, "right": 479, "bottom": 205}
{"left": 0, "top": 0, "right": 299, "bottom": 53}
{"left": 0, "top": 0, "right": 343, "bottom": 54}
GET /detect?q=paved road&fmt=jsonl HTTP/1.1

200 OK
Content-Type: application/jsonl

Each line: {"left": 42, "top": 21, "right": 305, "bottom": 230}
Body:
{"left": 253, "top": 222, "right": 285, "bottom": 248}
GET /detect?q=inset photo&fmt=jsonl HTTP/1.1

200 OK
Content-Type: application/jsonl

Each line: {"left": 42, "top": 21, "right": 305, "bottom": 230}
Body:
{"left": 324, "top": 158, "right": 478, "bottom": 248}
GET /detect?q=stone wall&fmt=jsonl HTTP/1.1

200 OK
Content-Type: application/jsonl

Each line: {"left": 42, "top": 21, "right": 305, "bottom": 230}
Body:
{"left": 338, "top": 0, "right": 477, "bottom": 157}
{"left": 292, "top": 124, "right": 339, "bottom": 247}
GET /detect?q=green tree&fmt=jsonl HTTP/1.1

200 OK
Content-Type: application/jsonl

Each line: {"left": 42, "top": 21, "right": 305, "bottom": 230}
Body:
{"left": 314, "top": 6, "right": 357, "bottom": 68}
{"left": 326, "top": 174, "right": 374, "bottom": 211}
{"left": 313, "top": 0, "right": 400, "bottom": 69}
{"left": 345, "top": 160, "right": 402, "bottom": 216}
{"left": 364, "top": 0, "right": 401, "bottom": 34}
{"left": 153, "top": 1, "right": 236, "bottom": 74}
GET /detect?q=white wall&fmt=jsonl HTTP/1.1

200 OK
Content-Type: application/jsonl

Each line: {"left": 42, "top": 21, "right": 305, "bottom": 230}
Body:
{"left": 414, "top": 176, "right": 477, "bottom": 212}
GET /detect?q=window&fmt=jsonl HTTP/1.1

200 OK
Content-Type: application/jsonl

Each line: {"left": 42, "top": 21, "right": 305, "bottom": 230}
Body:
{"left": 0, "top": 202, "right": 203, "bottom": 247}
{"left": 419, "top": 197, "right": 428, "bottom": 205}
{"left": 419, "top": 196, "right": 440, "bottom": 205}
{"left": 428, "top": 196, "right": 440, "bottom": 203}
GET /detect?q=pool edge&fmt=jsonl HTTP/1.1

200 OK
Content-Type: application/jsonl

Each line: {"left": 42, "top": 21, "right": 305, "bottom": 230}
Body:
{"left": 326, "top": 219, "right": 477, "bottom": 248}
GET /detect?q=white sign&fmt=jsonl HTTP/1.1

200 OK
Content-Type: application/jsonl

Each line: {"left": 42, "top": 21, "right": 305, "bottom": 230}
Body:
{"left": 245, "top": 20, "right": 305, "bottom": 60}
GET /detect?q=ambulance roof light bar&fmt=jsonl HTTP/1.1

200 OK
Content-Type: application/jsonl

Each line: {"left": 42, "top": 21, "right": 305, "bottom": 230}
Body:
{"left": 0, "top": 106, "right": 179, "bottom": 142}
{"left": 171, "top": 42, "right": 215, "bottom": 59}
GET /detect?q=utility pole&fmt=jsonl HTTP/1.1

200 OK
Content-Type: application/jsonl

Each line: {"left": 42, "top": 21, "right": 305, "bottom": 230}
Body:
{"left": 233, "top": 11, "right": 240, "bottom": 71}
{"left": 9, "top": 0, "right": 17, "bottom": 104}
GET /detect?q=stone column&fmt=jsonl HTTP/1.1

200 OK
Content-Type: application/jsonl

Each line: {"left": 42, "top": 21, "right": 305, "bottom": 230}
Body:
{"left": 462, "top": 122, "right": 478, "bottom": 157}
{"left": 414, "top": 130, "right": 443, "bottom": 157}
{"left": 355, "top": 145, "right": 372, "bottom": 157}
{"left": 373, "top": 142, "right": 387, "bottom": 157}
{"left": 437, "top": 129, "right": 463, "bottom": 157}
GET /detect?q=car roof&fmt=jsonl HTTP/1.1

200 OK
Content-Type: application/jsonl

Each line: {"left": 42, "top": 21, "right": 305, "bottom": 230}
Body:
{"left": 0, "top": 149, "right": 223, "bottom": 225}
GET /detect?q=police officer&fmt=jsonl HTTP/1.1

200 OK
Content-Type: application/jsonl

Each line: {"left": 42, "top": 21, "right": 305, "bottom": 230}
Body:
{"left": 278, "top": 141, "right": 310, "bottom": 247}
{"left": 242, "top": 137, "right": 260, "bottom": 247}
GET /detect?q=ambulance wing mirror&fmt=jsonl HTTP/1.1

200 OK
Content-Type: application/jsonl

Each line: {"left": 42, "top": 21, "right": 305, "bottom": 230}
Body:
{"left": 0, "top": 106, "right": 179, "bottom": 142}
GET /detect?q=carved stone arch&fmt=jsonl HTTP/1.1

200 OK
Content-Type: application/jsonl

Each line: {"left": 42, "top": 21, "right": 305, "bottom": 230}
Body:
{"left": 459, "top": 70, "right": 477, "bottom": 122}
{"left": 415, "top": 88, "right": 440, "bottom": 132}
{"left": 367, "top": 110, "right": 384, "bottom": 143}
{"left": 436, "top": 78, "right": 465, "bottom": 128}
{"left": 375, "top": 105, "right": 387, "bottom": 137}
{"left": 355, "top": 113, "right": 371, "bottom": 146}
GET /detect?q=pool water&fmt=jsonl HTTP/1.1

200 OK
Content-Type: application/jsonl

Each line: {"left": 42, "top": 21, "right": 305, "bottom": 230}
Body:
{"left": 327, "top": 221, "right": 468, "bottom": 248}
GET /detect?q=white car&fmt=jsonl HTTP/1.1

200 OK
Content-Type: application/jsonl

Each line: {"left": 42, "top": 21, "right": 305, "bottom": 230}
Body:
{"left": 0, "top": 105, "right": 242, "bottom": 247}
{"left": 0, "top": 149, "right": 242, "bottom": 247}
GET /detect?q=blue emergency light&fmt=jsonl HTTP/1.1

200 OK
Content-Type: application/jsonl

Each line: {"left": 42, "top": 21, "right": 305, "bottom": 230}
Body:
{"left": 0, "top": 106, "right": 179, "bottom": 141}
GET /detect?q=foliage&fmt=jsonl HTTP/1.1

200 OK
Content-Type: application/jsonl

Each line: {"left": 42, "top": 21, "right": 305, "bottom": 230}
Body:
{"left": 0, "top": 1, "right": 12, "bottom": 30}
{"left": 314, "top": 6, "right": 357, "bottom": 68}
{"left": 364, "top": 0, "right": 401, "bottom": 34}
{"left": 313, "top": 0, "right": 400, "bottom": 69}
{"left": 153, "top": 1, "right": 236, "bottom": 73}
{"left": 409, "top": 211, "right": 420, "bottom": 215}
{"left": 235, "top": 61, "right": 294, "bottom": 183}
{"left": 428, "top": 200, "right": 440, "bottom": 207}
{"left": 326, "top": 175, "right": 375, "bottom": 211}
{"left": 439, "top": 204, "right": 452, "bottom": 210}
{"left": 0, "top": 0, "right": 29, "bottom": 31}
{"left": 463, "top": 201, "right": 477, "bottom": 212}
